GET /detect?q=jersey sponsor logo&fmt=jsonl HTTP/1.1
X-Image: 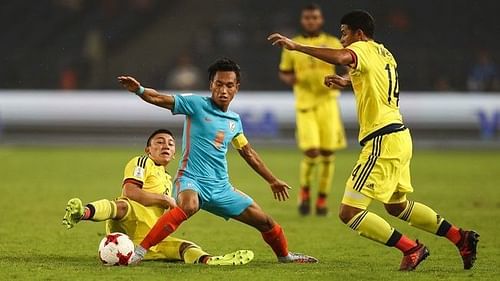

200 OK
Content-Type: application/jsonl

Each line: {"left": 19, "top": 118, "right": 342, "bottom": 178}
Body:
{"left": 204, "top": 116, "right": 212, "bottom": 122}
{"left": 133, "top": 166, "right": 145, "bottom": 179}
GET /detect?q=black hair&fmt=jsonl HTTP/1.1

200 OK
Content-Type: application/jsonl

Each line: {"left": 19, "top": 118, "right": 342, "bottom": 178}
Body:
{"left": 146, "top": 129, "right": 174, "bottom": 146}
{"left": 207, "top": 57, "right": 241, "bottom": 82}
{"left": 302, "top": 3, "right": 321, "bottom": 12}
{"left": 340, "top": 10, "right": 375, "bottom": 38}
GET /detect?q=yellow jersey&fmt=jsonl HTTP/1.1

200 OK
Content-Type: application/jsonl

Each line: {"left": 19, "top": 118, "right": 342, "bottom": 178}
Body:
{"left": 280, "top": 32, "right": 342, "bottom": 110}
{"left": 122, "top": 155, "right": 172, "bottom": 216}
{"left": 346, "top": 40, "right": 404, "bottom": 144}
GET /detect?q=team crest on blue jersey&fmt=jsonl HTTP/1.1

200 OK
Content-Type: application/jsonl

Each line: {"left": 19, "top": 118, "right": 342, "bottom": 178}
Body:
{"left": 229, "top": 120, "right": 236, "bottom": 132}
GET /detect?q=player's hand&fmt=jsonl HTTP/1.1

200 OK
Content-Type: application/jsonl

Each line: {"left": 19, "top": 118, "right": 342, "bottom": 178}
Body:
{"left": 324, "top": 74, "right": 351, "bottom": 89}
{"left": 267, "top": 33, "right": 300, "bottom": 50}
{"left": 269, "top": 179, "right": 291, "bottom": 201}
{"left": 117, "top": 76, "right": 141, "bottom": 93}
{"left": 162, "top": 195, "right": 178, "bottom": 209}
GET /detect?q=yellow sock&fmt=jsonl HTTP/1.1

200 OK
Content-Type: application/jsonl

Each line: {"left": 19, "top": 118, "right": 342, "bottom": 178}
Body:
{"left": 86, "top": 199, "right": 117, "bottom": 221}
{"left": 318, "top": 154, "right": 335, "bottom": 195}
{"left": 397, "top": 201, "right": 444, "bottom": 234}
{"left": 300, "top": 155, "right": 318, "bottom": 188}
{"left": 347, "top": 210, "right": 395, "bottom": 245}
{"left": 183, "top": 245, "right": 210, "bottom": 264}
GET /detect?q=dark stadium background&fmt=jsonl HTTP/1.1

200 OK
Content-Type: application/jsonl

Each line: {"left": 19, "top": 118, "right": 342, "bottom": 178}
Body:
{"left": 2, "top": 0, "right": 499, "bottom": 92}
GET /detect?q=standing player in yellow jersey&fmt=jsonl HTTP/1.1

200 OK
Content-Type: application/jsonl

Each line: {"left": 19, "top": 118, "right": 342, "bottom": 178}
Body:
{"left": 269, "top": 10, "right": 479, "bottom": 271}
{"left": 62, "top": 129, "right": 253, "bottom": 265}
{"left": 278, "top": 3, "right": 346, "bottom": 216}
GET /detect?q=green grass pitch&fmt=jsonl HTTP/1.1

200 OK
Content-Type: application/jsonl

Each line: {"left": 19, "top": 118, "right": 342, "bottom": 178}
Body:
{"left": 0, "top": 146, "right": 498, "bottom": 280}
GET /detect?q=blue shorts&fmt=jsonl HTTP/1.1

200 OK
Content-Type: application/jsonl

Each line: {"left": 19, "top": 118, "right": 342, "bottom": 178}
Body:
{"left": 174, "top": 175, "right": 253, "bottom": 220}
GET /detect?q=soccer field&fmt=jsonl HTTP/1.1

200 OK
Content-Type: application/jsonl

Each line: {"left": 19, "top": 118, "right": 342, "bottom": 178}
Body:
{"left": 0, "top": 146, "right": 498, "bottom": 281}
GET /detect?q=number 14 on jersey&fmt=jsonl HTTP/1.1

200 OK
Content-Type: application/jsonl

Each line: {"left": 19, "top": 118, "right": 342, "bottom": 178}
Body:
{"left": 385, "top": 64, "right": 400, "bottom": 106}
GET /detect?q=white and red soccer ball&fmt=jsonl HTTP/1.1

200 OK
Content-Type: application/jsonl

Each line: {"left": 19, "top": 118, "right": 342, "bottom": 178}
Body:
{"left": 98, "top": 232, "right": 135, "bottom": 266}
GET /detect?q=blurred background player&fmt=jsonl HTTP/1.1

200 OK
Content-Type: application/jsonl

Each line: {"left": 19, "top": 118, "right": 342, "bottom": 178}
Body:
{"left": 269, "top": 10, "right": 479, "bottom": 271}
{"left": 62, "top": 129, "right": 254, "bottom": 265}
{"left": 278, "top": 3, "right": 347, "bottom": 216}
{"left": 118, "top": 58, "right": 318, "bottom": 264}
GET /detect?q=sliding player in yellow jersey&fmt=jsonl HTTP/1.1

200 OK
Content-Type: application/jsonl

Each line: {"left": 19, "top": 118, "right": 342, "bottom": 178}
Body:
{"left": 62, "top": 129, "right": 253, "bottom": 265}
{"left": 278, "top": 3, "right": 346, "bottom": 216}
{"left": 269, "top": 10, "right": 479, "bottom": 271}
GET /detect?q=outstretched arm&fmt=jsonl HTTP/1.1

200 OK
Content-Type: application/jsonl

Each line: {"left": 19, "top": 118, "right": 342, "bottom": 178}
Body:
{"left": 237, "top": 143, "right": 291, "bottom": 201}
{"left": 117, "top": 76, "right": 175, "bottom": 110}
{"left": 123, "top": 182, "right": 177, "bottom": 209}
{"left": 268, "top": 33, "right": 354, "bottom": 66}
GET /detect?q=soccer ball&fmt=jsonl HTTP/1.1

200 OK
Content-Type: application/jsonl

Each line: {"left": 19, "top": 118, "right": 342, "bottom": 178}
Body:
{"left": 98, "top": 232, "right": 135, "bottom": 266}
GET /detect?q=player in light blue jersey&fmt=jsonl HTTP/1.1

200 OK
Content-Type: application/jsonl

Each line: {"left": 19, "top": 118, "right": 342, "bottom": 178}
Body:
{"left": 118, "top": 58, "right": 318, "bottom": 264}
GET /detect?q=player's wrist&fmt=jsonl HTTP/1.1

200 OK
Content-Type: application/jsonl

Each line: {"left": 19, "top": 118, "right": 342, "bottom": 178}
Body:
{"left": 267, "top": 177, "right": 279, "bottom": 185}
{"left": 294, "top": 43, "right": 304, "bottom": 52}
{"left": 135, "top": 85, "right": 145, "bottom": 95}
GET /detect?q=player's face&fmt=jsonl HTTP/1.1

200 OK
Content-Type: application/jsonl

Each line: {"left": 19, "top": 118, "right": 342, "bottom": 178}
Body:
{"left": 301, "top": 9, "right": 324, "bottom": 35}
{"left": 146, "top": 133, "right": 176, "bottom": 166}
{"left": 340, "top": 24, "right": 358, "bottom": 48}
{"left": 210, "top": 71, "right": 240, "bottom": 110}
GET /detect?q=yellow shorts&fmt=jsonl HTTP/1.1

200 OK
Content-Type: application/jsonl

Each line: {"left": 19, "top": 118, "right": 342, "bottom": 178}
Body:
{"left": 106, "top": 198, "right": 198, "bottom": 261}
{"left": 341, "top": 129, "right": 414, "bottom": 209}
{"left": 296, "top": 97, "right": 347, "bottom": 151}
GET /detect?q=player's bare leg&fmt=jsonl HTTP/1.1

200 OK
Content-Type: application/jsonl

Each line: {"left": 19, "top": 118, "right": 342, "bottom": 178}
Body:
{"left": 339, "top": 203, "right": 429, "bottom": 271}
{"left": 234, "top": 202, "right": 318, "bottom": 263}
{"left": 299, "top": 149, "right": 320, "bottom": 215}
{"left": 385, "top": 200, "right": 479, "bottom": 269}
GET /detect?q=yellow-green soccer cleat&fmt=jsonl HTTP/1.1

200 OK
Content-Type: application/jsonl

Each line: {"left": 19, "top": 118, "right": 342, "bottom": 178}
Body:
{"left": 62, "top": 198, "right": 84, "bottom": 229}
{"left": 206, "top": 250, "right": 254, "bottom": 265}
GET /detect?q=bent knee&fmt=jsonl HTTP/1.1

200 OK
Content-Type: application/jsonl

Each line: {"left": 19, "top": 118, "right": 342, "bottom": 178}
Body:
{"left": 178, "top": 201, "right": 199, "bottom": 217}
{"left": 384, "top": 202, "right": 407, "bottom": 217}
{"left": 114, "top": 200, "right": 129, "bottom": 220}
{"left": 177, "top": 191, "right": 200, "bottom": 217}
{"left": 338, "top": 204, "right": 364, "bottom": 224}
{"left": 338, "top": 210, "right": 352, "bottom": 224}
{"left": 304, "top": 149, "right": 320, "bottom": 158}
{"left": 319, "top": 150, "right": 334, "bottom": 157}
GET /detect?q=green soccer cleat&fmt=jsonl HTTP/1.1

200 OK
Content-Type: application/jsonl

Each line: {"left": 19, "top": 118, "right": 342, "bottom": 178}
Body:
{"left": 62, "top": 198, "right": 84, "bottom": 229}
{"left": 205, "top": 250, "right": 254, "bottom": 265}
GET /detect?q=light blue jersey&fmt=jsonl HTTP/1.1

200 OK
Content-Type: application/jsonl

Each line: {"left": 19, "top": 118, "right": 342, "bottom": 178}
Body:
{"left": 172, "top": 94, "right": 243, "bottom": 181}
{"left": 171, "top": 94, "right": 252, "bottom": 219}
